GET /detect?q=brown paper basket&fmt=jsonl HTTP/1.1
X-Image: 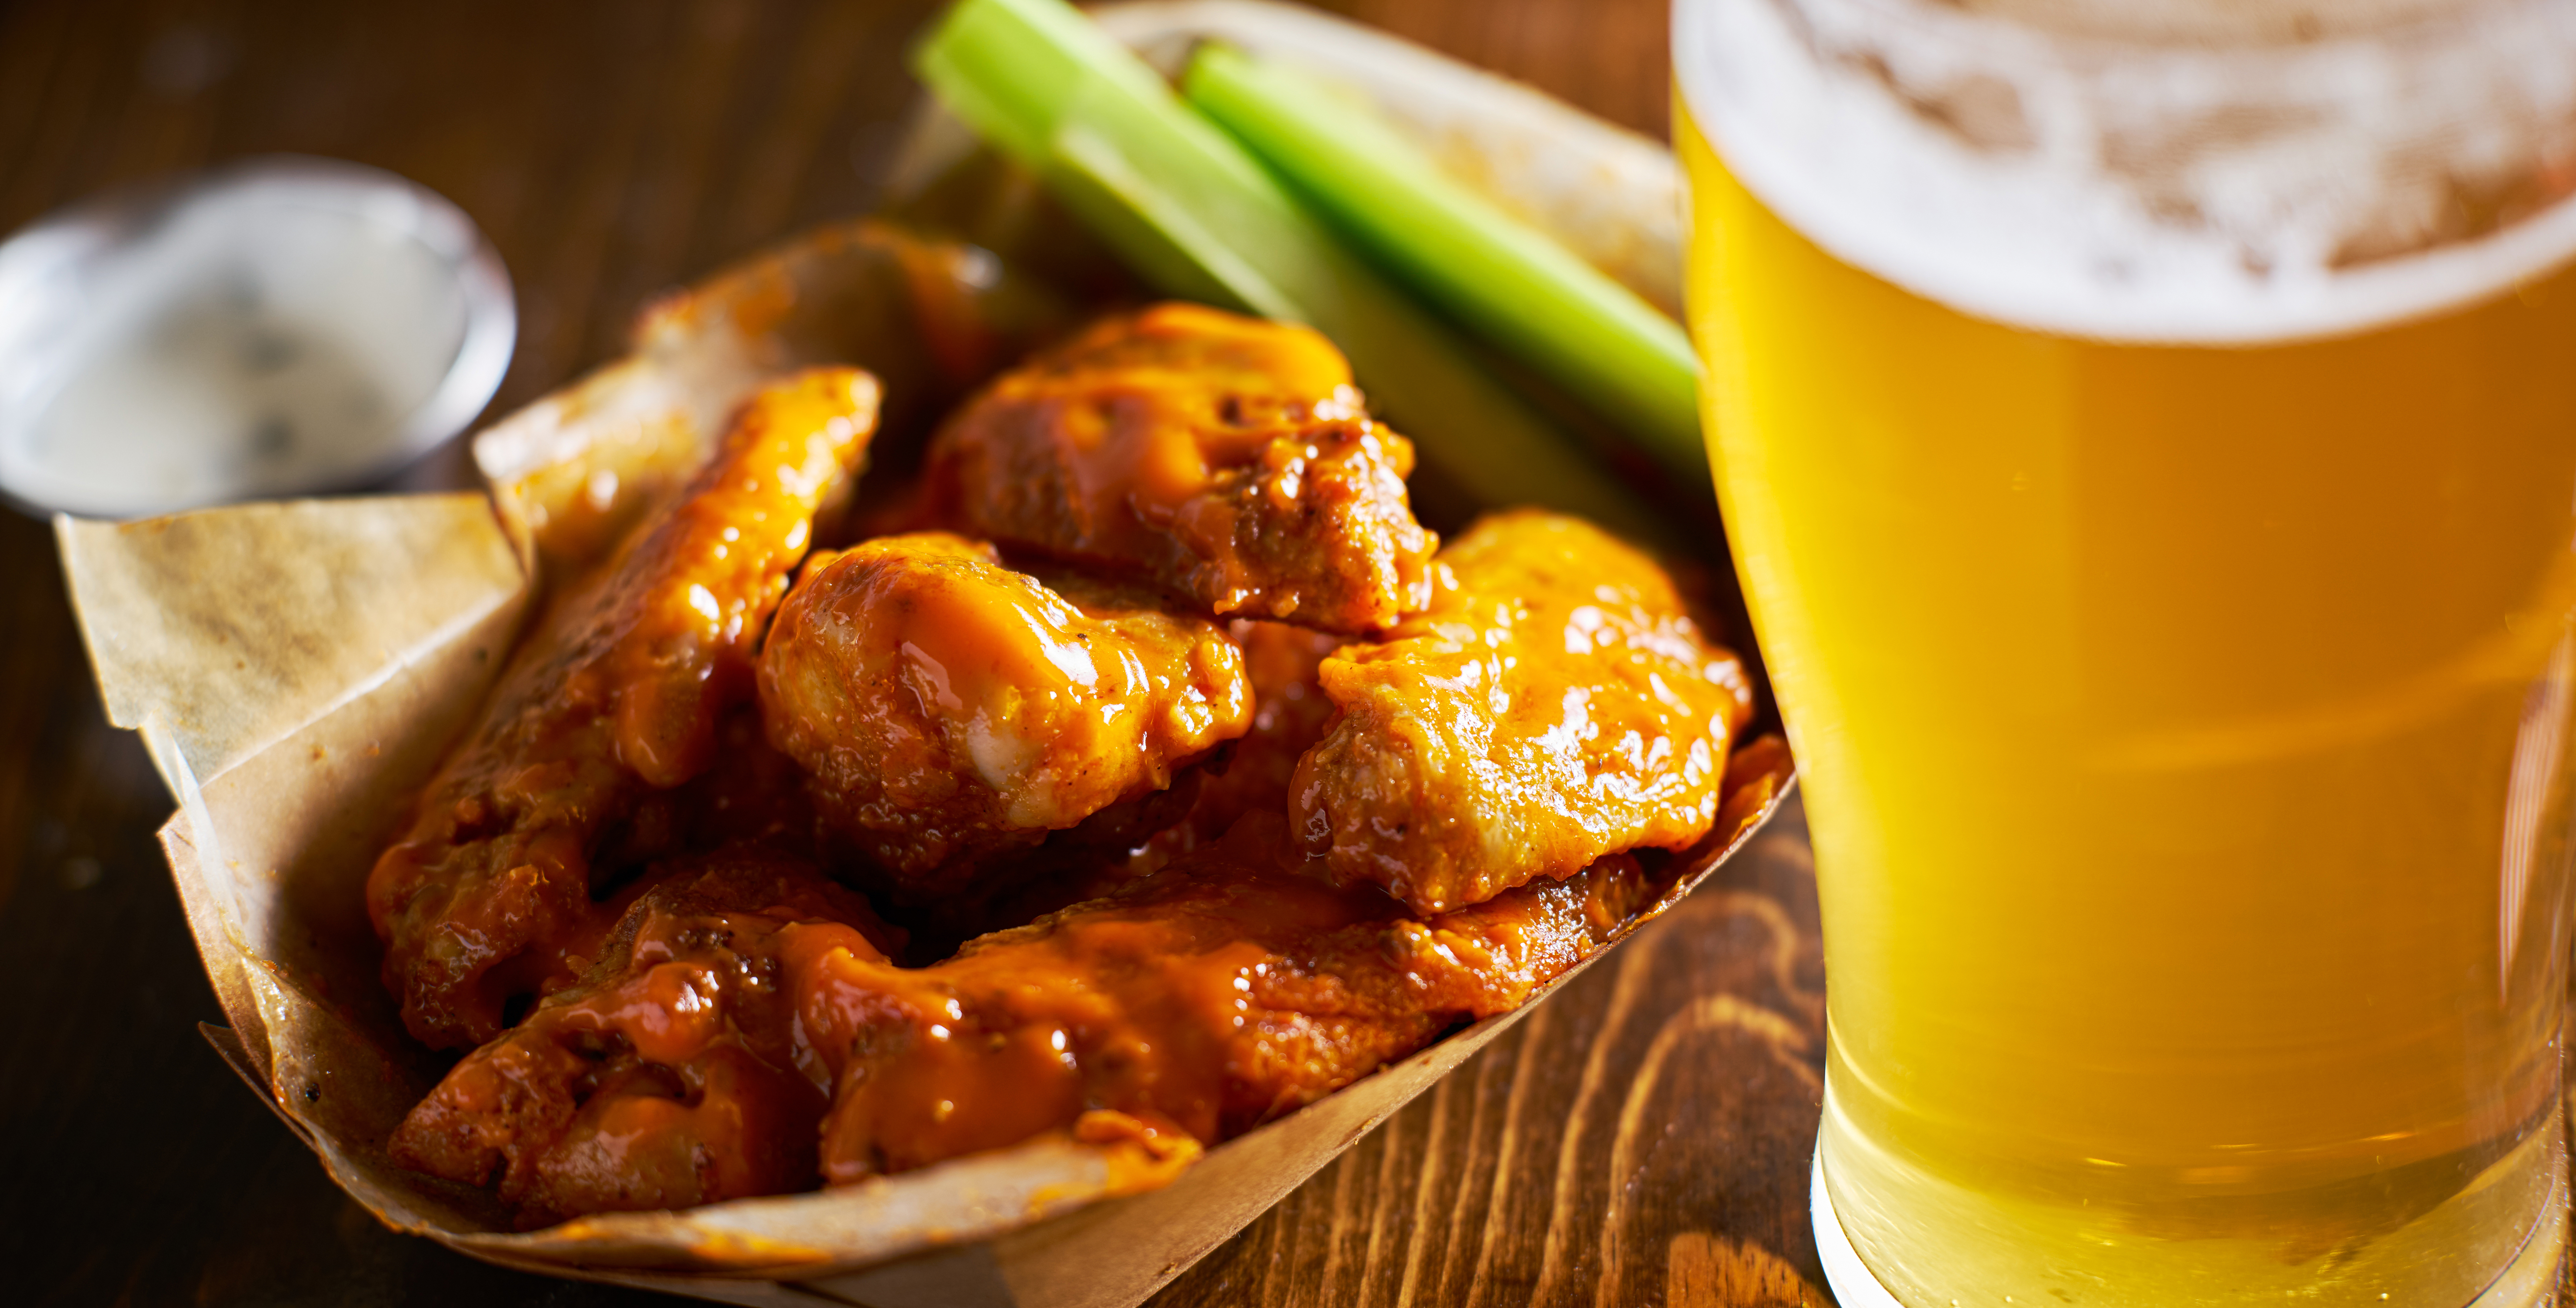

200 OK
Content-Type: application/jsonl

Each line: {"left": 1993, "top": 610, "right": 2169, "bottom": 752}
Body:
{"left": 59, "top": 4, "right": 1792, "bottom": 1304}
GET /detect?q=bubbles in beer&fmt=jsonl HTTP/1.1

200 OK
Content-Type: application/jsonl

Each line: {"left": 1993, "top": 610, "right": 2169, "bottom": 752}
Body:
{"left": 1676, "top": 0, "right": 2576, "bottom": 342}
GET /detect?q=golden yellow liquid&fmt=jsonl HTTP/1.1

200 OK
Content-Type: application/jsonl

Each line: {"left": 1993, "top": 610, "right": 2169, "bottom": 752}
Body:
{"left": 1682, "top": 110, "right": 2576, "bottom": 1305}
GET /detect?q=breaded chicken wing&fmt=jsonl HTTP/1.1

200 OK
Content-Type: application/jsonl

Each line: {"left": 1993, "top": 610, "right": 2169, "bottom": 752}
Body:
{"left": 388, "top": 848, "right": 897, "bottom": 1227}
{"left": 785, "top": 820, "right": 1658, "bottom": 1182}
{"left": 1291, "top": 510, "right": 1753, "bottom": 915}
{"left": 924, "top": 303, "right": 1436, "bottom": 633}
{"left": 757, "top": 532, "right": 1253, "bottom": 897}
{"left": 367, "top": 368, "right": 879, "bottom": 1050}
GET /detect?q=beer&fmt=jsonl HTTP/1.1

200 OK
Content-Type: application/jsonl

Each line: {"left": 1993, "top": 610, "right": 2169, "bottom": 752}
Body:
{"left": 1677, "top": 0, "right": 2576, "bottom": 1302}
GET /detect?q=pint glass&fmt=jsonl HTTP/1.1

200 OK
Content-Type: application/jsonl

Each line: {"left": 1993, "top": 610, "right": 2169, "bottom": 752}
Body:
{"left": 1677, "top": 1, "right": 2576, "bottom": 1302}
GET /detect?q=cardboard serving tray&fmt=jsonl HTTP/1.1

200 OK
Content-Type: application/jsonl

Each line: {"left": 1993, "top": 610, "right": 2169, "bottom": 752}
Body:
{"left": 59, "top": 4, "right": 1791, "bottom": 1305}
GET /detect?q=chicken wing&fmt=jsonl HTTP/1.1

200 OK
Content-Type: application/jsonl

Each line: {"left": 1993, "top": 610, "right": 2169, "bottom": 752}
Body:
{"left": 923, "top": 303, "right": 1437, "bottom": 633}
{"left": 1291, "top": 510, "right": 1754, "bottom": 915}
{"left": 785, "top": 820, "right": 1658, "bottom": 1182}
{"left": 367, "top": 368, "right": 879, "bottom": 1050}
{"left": 757, "top": 532, "right": 1253, "bottom": 897}
{"left": 388, "top": 848, "right": 897, "bottom": 1227}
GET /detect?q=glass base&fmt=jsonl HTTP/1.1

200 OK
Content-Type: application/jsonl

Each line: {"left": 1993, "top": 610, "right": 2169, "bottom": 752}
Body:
{"left": 1811, "top": 1131, "right": 2571, "bottom": 1308}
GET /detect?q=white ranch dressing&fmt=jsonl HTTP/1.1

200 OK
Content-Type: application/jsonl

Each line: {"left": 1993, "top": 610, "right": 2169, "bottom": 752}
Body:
{"left": 0, "top": 158, "right": 513, "bottom": 517}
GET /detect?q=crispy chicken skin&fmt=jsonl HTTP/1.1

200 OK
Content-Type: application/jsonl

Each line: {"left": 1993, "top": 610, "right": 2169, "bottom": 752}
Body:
{"left": 1292, "top": 510, "right": 1754, "bottom": 915}
{"left": 388, "top": 849, "right": 898, "bottom": 1228}
{"left": 757, "top": 532, "right": 1253, "bottom": 895}
{"left": 367, "top": 368, "right": 879, "bottom": 1050}
{"left": 786, "top": 820, "right": 1658, "bottom": 1183}
{"left": 924, "top": 303, "right": 1437, "bottom": 634}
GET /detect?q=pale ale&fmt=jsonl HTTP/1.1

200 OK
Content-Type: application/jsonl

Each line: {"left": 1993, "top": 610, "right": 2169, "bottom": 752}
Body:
{"left": 1678, "top": 0, "right": 2576, "bottom": 1302}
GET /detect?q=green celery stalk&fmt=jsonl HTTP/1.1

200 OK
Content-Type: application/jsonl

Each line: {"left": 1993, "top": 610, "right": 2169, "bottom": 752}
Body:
{"left": 911, "top": 0, "right": 1664, "bottom": 536}
{"left": 1183, "top": 42, "right": 1705, "bottom": 483}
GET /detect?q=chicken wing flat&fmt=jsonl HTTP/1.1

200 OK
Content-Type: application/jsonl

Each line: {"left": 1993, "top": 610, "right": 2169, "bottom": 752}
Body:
{"left": 368, "top": 368, "right": 879, "bottom": 1050}
{"left": 924, "top": 303, "right": 1437, "bottom": 633}
{"left": 389, "top": 848, "right": 896, "bottom": 1227}
{"left": 1291, "top": 510, "right": 1754, "bottom": 915}
{"left": 757, "top": 532, "right": 1253, "bottom": 896}
{"left": 785, "top": 821, "right": 1658, "bottom": 1182}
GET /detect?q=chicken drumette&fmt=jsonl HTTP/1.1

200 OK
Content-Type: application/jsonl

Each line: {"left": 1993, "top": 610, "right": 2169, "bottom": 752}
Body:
{"left": 924, "top": 303, "right": 1436, "bottom": 634}
{"left": 757, "top": 532, "right": 1253, "bottom": 900}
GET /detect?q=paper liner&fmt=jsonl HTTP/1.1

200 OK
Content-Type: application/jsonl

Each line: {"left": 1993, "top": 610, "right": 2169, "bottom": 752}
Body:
{"left": 62, "top": 4, "right": 1787, "bottom": 1304}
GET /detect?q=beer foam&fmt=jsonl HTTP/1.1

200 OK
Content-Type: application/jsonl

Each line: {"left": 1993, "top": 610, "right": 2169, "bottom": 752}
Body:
{"left": 1942, "top": 0, "right": 2462, "bottom": 44}
{"left": 1675, "top": 0, "right": 2576, "bottom": 342}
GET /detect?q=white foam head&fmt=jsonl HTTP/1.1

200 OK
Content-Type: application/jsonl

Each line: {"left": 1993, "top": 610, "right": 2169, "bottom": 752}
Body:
{"left": 1941, "top": 0, "right": 2462, "bottom": 43}
{"left": 1675, "top": 0, "right": 2576, "bottom": 343}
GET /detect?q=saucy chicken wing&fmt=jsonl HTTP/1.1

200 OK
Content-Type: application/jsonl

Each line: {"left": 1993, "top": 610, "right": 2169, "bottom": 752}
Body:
{"left": 757, "top": 532, "right": 1253, "bottom": 896}
{"left": 1291, "top": 510, "right": 1754, "bottom": 915}
{"left": 388, "top": 848, "right": 897, "bottom": 1227}
{"left": 924, "top": 303, "right": 1437, "bottom": 633}
{"left": 785, "top": 820, "right": 1658, "bottom": 1182}
{"left": 368, "top": 368, "right": 879, "bottom": 1050}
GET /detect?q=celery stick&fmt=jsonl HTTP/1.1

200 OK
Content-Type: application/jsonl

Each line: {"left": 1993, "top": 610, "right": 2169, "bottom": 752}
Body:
{"left": 911, "top": 0, "right": 1664, "bottom": 536}
{"left": 1183, "top": 42, "right": 1705, "bottom": 482}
